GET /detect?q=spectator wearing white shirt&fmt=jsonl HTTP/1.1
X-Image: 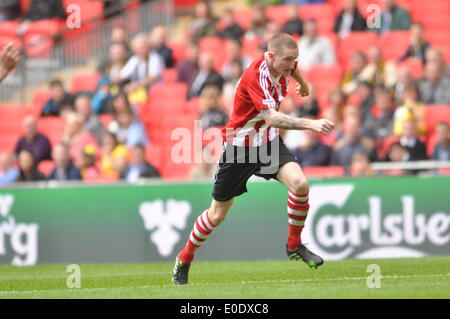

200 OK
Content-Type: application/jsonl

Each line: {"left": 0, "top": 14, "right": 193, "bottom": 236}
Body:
{"left": 298, "top": 19, "right": 336, "bottom": 70}
{"left": 120, "top": 33, "right": 165, "bottom": 102}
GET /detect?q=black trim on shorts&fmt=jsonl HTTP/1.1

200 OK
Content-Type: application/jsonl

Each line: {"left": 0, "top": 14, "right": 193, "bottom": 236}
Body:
{"left": 211, "top": 137, "right": 297, "bottom": 201}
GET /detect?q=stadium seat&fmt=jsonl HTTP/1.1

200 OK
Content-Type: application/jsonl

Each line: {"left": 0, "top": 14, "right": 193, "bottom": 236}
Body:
{"left": 380, "top": 135, "right": 400, "bottom": 160}
{"left": 198, "top": 37, "right": 225, "bottom": 70}
{"left": 148, "top": 82, "right": 188, "bottom": 102}
{"left": 0, "top": 135, "right": 18, "bottom": 152}
{"left": 233, "top": 8, "right": 252, "bottom": 30}
{"left": 299, "top": 4, "right": 335, "bottom": 34}
{"left": 160, "top": 161, "right": 193, "bottom": 180}
{"left": 162, "top": 68, "right": 178, "bottom": 83}
{"left": 424, "top": 105, "right": 450, "bottom": 138}
{"left": 242, "top": 37, "right": 261, "bottom": 60}
{"left": 31, "top": 89, "right": 52, "bottom": 116}
{"left": 266, "top": 5, "right": 289, "bottom": 25}
{"left": 38, "top": 117, "right": 65, "bottom": 145}
{"left": 0, "top": 104, "right": 29, "bottom": 121}
{"left": 70, "top": 72, "right": 101, "bottom": 93}
{"left": 38, "top": 160, "right": 54, "bottom": 176}
{"left": 303, "top": 166, "right": 345, "bottom": 178}
{"left": 145, "top": 144, "right": 163, "bottom": 170}
{"left": 379, "top": 31, "right": 410, "bottom": 61}
{"left": 166, "top": 41, "right": 188, "bottom": 63}
{"left": 99, "top": 114, "right": 112, "bottom": 128}
{"left": 0, "top": 35, "right": 22, "bottom": 51}
{"left": 397, "top": 58, "right": 424, "bottom": 79}
{"left": 23, "top": 19, "right": 63, "bottom": 58}
{"left": 338, "top": 32, "right": 378, "bottom": 67}
{"left": 173, "top": 0, "right": 199, "bottom": 9}
{"left": 0, "top": 21, "right": 21, "bottom": 37}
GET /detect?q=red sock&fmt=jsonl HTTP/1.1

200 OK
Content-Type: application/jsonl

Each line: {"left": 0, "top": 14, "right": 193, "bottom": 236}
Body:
{"left": 287, "top": 191, "right": 309, "bottom": 250}
{"left": 179, "top": 210, "right": 216, "bottom": 263}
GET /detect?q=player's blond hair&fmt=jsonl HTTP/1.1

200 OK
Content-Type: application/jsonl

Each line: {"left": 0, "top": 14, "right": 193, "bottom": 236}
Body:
{"left": 268, "top": 33, "right": 298, "bottom": 54}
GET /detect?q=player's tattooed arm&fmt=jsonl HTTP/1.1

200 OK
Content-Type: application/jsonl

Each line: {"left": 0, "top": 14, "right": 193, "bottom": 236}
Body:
{"left": 261, "top": 108, "right": 336, "bottom": 135}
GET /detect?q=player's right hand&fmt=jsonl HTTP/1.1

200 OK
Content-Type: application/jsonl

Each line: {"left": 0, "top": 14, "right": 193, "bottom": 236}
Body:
{"left": 311, "top": 119, "right": 336, "bottom": 135}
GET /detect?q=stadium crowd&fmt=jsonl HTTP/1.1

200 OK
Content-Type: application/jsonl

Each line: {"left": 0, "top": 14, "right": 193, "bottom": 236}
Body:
{"left": 1, "top": 0, "right": 450, "bottom": 185}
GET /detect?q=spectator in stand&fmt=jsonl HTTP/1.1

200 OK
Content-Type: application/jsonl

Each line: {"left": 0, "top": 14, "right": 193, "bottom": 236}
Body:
{"left": 91, "top": 77, "right": 113, "bottom": 115}
{"left": 425, "top": 47, "right": 450, "bottom": 76}
{"left": 99, "top": 132, "right": 129, "bottom": 178}
{"left": 393, "top": 84, "right": 426, "bottom": 136}
{"left": 40, "top": 80, "right": 75, "bottom": 117}
{"left": 14, "top": 115, "right": 52, "bottom": 164}
{"left": 198, "top": 86, "right": 228, "bottom": 130}
{"left": 74, "top": 94, "right": 105, "bottom": 144}
{"left": 121, "top": 144, "right": 159, "bottom": 183}
{"left": 115, "top": 108, "right": 149, "bottom": 148}
{"left": 218, "top": 8, "right": 245, "bottom": 41}
{"left": 341, "top": 51, "right": 367, "bottom": 94}
{"left": 97, "top": 42, "right": 129, "bottom": 96}
{"left": 387, "top": 141, "right": 408, "bottom": 162}
{"left": 326, "top": 87, "right": 348, "bottom": 115}
{"left": 16, "top": 150, "right": 45, "bottom": 182}
{"left": 363, "top": 87, "right": 395, "bottom": 142}
{"left": 0, "top": 0, "right": 21, "bottom": 21}
{"left": 245, "top": 2, "right": 270, "bottom": 40}
{"left": 292, "top": 129, "right": 333, "bottom": 167}
{"left": 62, "top": 112, "right": 99, "bottom": 166}
{"left": 399, "top": 22, "right": 430, "bottom": 65}
{"left": 176, "top": 41, "right": 199, "bottom": 84}
{"left": 283, "top": 3, "right": 303, "bottom": 37}
{"left": 354, "top": 80, "right": 375, "bottom": 123}
{"left": 77, "top": 144, "right": 100, "bottom": 180}
{"left": 377, "top": 0, "right": 411, "bottom": 34}
{"left": 108, "top": 92, "right": 140, "bottom": 133}
{"left": 188, "top": 1, "right": 218, "bottom": 43}
{"left": 222, "top": 60, "right": 243, "bottom": 111}
{"left": 417, "top": 61, "right": 450, "bottom": 105}
{"left": 150, "top": 25, "right": 174, "bottom": 69}
{"left": 221, "top": 39, "right": 252, "bottom": 80}
{"left": 297, "top": 85, "right": 319, "bottom": 118}
{"left": 259, "top": 21, "right": 283, "bottom": 52}
{"left": 187, "top": 52, "right": 224, "bottom": 100}
{"left": 432, "top": 122, "right": 450, "bottom": 161}
{"left": 297, "top": 19, "right": 336, "bottom": 70}
{"left": 359, "top": 46, "right": 397, "bottom": 89}
{"left": 399, "top": 118, "right": 427, "bottom": 161}
{"left": 120, "top": 33, "right": 164, "bottom": 104}
{"left": 47, "top": 142, "right": 82, "bottom": 181}
{"left": 332, "top": 116, "right": 377, "bottom": 168}
{"left": 393, "top": 66, "right": 415, "bottom": 104}
{"left": 333, "top": 0, "right": 367, "bottom": 38}
{"left": 349, "top": 152, "right": 376, "bottom": 176}
{"left": 0, "top": 152, "right": 19, "bottom": 185}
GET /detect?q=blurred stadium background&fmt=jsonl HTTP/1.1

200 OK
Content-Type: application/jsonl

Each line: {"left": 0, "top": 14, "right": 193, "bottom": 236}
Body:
{"left": 0, "top": 0, "right": 449, "bottom": 272}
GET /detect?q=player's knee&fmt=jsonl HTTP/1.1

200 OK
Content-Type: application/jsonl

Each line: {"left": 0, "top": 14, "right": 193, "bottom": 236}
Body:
{"left": 290, "top": 177, "right": 309, "bottom": 195}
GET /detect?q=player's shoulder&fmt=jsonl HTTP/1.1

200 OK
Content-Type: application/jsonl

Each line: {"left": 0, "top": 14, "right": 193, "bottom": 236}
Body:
{"left": 243, "top": 53, "right": 271, "bottom": 84}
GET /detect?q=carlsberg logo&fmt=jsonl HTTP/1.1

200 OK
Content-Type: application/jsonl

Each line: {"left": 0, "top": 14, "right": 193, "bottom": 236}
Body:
{"left": 0, "top": 194, "right": 39, "bottom": 266}
{"left": 302, "top": 185, "right": 450, "bottom": 260}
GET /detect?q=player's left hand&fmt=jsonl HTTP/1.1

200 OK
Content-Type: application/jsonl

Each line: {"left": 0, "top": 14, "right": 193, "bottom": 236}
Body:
{"left": 0, "top": 42, "right": 20, "bottom": 73}
{"left": 296, "top": 82, "right": 309, "bottom": 97}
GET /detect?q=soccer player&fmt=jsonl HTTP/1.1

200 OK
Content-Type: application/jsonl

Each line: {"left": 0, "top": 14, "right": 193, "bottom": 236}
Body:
{"left": 173, "top": 33, "right": 335, "bottom": 285}
{"left": 0, "top": 42, "right": 20, "bottom": 83}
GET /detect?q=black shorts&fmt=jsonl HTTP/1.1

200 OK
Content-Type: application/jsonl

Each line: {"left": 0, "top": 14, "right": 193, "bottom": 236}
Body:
{"left": 212, "top": 136, "right": 297, "bottom": 201}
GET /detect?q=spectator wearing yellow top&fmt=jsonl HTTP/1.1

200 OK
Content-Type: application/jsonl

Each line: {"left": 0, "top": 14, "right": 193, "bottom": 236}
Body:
{"left": 99, "top": 132, "right": 129, "bottom": 178}
{"left": 393, "top": 84, "right": 426, "bottom": 136}
{"left": 359, "top": 46, "right": 397, "bottom": 89}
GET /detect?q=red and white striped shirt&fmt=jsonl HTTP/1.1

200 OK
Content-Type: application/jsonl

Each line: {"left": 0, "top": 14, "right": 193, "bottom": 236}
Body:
{"left": 222, "top": 53, "right": 297, "bottom": 146}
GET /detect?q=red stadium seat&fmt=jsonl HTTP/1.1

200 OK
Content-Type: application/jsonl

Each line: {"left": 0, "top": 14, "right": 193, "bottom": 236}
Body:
{"left": 397, "top": 58, "right": 424, "bottom": 79}
{"left": 379, "top": 31, "right": 410, "bottom": 61}
{"left": 0, "top": 21, "right": 21, "bottom": 37}
{"left": 31, "top": 89, "right": 52, "bottom": 116}
{"left": 242, "top": 37, "right": 261, "bottom": 60}
{"left": 338, "top": 32, "right": 378, "bottom": 68}
{"left": 424, "top": 105, "right": 450, "bottom": 138}
{"left": 307, "top": 64, "right": 343, "bottom": 100}
{"left": 198, "top": 37, "right": 225, "bottom": 70}
{"left": 233, "top": 8, "right": 252, "bottom": 30}
{"left": 99, "top": 114, "right": 112, "bottom": 128}
{"left": 145, "top": 144, "right": 163, "bottom": 170}
{"left": 160, "top": 161, "right": 193, "bottom": 180}
{"left": 303, "top": 166, "right": 345, "bottom": 178}
{"left": 299, "top": 4, "right": 335, "bottom": 34}
{"left": 0, "top": 135, "right": 18, "bottom": 152}
{"left": 0, "top": 104, "right": 29, "bottom": 121}
{"left": 70, "top": 72, "right": 101, "bottom": 93}
{"left": 0, "top": 35, "right": 22, "bottom": 51}
{"left": 380, "top": 135, "right": 400, "bottom": 160}
{"left": 162, "top": 68, "right": 178, "bottom": 84}
{"left": 38, "top": 160, "right": 54, "bottom": 176}
{"left": 166, "top": 41, "right": 188, "bottom": 64}
{"left": 38, "top": 117, "right": 65, "bottom": 145}
{"left": 148, "top": 82, "right": 188, "bottom": 102}
{"left": 173, "top": 0, "right": 199, "bottom": 9}
{"left": 23, "top": 19, "right": 63, "bottom": 58}
{"left": 266, "top": 5, "right": 289, "bottom": 25}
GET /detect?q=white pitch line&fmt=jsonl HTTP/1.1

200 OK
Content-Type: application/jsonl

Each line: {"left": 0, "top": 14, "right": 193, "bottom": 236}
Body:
{"left": 0, "top": 273, "right": 448, "bottom": 296}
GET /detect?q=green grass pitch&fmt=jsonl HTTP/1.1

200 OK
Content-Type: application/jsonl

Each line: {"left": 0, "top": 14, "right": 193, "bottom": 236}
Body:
{"left": 0, "top": 256, "right": 449, "bottom": 299}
